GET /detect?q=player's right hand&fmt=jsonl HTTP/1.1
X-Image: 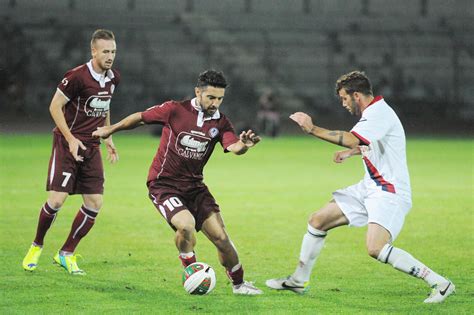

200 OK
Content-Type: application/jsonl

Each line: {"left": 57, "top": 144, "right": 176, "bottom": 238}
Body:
{"left": 333, "top": 150, "right": 351, "bottom": 163}
{"left": 92, "top": 126, "right": 112, "bottom": 139}
{"left": 68, "top": 137, "right": 86, "bottom": 162}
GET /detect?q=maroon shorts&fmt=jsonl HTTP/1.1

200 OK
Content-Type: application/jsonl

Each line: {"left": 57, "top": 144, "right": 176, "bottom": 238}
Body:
{"left": 46, "top": 133, "right": 104, "bottom": 195}
{"left": 147, "top": 179, "right": 220, "bottom": 231}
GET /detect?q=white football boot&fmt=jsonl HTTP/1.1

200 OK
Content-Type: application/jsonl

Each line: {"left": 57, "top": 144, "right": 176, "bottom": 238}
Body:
{"left": 424, "top": 280, "right": 455, "bottom": 303}
{"left": 233, "top": 281, "right": 263, "bottom": 295}
{"left": 265, "top": 276, "right": 309, "bottom": 294}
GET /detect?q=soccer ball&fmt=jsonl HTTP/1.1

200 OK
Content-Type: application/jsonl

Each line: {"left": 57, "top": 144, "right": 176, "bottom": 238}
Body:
{"left": 182, "top": 262, "right": 216, "bottom": 295}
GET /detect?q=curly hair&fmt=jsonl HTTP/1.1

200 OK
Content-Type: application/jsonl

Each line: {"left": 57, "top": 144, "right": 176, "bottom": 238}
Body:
{"left": 196, "top": 70, "right": 228, "bottom": 89}
{"left": 335, "top": 71, "right": 373, "bottom": 96}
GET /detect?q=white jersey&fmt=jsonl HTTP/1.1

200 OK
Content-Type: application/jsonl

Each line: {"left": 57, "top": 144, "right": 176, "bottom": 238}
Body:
{"left": 350, "top": 96, "right": 412, "bottom": 202}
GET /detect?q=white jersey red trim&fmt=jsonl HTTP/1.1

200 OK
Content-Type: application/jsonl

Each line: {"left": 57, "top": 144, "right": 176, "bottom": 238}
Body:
{"left": 351, "top": 96, "right": 411, "bottom": 201}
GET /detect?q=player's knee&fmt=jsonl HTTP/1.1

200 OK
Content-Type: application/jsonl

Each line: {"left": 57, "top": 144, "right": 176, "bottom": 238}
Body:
{"left": 87, "top": 202, "right": 102, "bottom": 211}
{"left": 308, "top": 212, "right": 326, "bottom": 231}
{"left": 176, "top": 223, "right": 196, "bottom": 236}
{"left": 366, "top": 243, "right": 384, "bottom": 259}
{"left": 47, "top": 198, "right": 65, "bottom": 210}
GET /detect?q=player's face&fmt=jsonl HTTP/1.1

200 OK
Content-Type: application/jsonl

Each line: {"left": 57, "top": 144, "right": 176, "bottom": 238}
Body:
{"left": 91, "top": 39, "right": 116, "bottom": 72}
{"left": 338, "top": 89, "right": 360, "bottom": 116}
{"left": 195, "top": 86, "right": 225, "bottom": 116}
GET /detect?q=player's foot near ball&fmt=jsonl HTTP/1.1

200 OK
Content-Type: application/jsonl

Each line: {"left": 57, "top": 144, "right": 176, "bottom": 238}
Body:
{"left": 424, "top": 280, "right": 455, "bottom": 303}
{"left": 53, "top": 251, "right": 86, "bottom": 276}
{"left": 233, "top": 281, "right": 263, "bottom": 295}
{"left": 22, "top": 244, "right": 43, "bottom": 271}
{"left": 265, "top": 276, "right": 309, "bottom": 294}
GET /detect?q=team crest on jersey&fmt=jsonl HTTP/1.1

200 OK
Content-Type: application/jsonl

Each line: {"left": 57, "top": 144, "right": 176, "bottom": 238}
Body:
{"left": 209, "top": 127, "right": 219, "bottom": 138}
{"left": 176, "top": 132, "right": 211, "bottom": 160}
{"left": 85, "top": 95, "right": 111, "bottom": 117}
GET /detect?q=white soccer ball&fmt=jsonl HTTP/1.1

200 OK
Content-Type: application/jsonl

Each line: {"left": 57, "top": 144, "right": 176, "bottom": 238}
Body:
{"left": 182, "top": 262, "right": 216, "bottom": 295}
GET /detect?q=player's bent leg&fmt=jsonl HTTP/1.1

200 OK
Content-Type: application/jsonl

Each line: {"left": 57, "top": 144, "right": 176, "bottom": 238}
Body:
{"left": 171, "top": 210, "right": 197, "bottom": 267}
{"left": 22, "top": 191, "right": 68, "bottom": 271}
{"left": 201, "top": 213, "right": 262, "bottom": 295}
{"left": 308, "top": 200, "right": 349, "bottom": 231}
{"left": 267, "top": 201, "right": 348, "bottom": 293}
{"left": 366, "top": 223, "right": 391, "bottom": 259}
{"left": 201, "top": 213, "right": 238, "bottom": 269}
{"left": 372, "top": 224, "right": 454, "bottom": 303}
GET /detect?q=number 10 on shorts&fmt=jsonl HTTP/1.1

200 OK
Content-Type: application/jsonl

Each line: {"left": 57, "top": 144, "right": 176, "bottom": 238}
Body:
{"left": 156, "top": 196, "right": 183, "bottom": 219}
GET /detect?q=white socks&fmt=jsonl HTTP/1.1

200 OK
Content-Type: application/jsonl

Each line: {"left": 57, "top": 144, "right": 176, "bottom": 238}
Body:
{"left": 377, "top": 244, "right": 446, "bottom": 286}
{"left": 292, "top": 224, "right": 327, "bottom": 284}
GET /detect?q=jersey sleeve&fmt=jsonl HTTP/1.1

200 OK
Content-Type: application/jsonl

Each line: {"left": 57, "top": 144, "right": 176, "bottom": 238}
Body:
{"left": 219, "top": 117, "right": 239, "bottom": 152}
{"left": 350, "top": 109, "right": 391, "bottom": 145}
{"left": 141, "top": 101, "right": 174, "bottom": 124}
{"left": 57, "top": 69, "right": 82, "bottom": 101}
{"left": 112, "top": 69, "right": 121, "bottom": 86}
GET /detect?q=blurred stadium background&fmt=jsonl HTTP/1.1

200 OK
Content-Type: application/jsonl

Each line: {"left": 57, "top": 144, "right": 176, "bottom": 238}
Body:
{"left": 1, "top": 0, "right": 473, "bottom": 135}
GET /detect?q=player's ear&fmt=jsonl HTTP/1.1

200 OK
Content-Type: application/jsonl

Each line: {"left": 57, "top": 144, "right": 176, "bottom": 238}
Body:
{"left": 194, "top": 87, "right": 201, "bottom": 97}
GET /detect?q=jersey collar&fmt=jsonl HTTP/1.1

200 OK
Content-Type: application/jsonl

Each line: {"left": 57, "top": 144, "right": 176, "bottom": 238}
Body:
{"left": 191, "top": 98, "right": 221, "bottom": 127}
{"left": 86, "top": 60, "right": 114, "bottom": 88}
{"left": 367, "top": 95, "right": 383, "bottom": 107}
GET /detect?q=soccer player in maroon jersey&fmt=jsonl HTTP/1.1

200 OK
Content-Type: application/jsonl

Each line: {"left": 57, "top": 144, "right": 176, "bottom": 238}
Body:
{"left": 92, "top": 70, "right": 263, "bottom": 295}
{"left": 22, "top": 29, "right": 120, "bottom": 275}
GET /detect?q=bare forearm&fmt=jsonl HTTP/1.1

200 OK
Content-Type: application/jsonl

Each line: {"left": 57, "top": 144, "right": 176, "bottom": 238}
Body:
{"left": 308, "top": 126, "right": 359, "bottom": 148}
{"left": 50, "top": 105, "right": 74, "bottom": 142}
{"left": 109, "top": 112, "right": 144, "bottom": 134}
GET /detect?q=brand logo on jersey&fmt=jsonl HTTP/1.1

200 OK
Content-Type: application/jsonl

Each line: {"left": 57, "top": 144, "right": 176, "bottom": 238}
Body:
{"left": 85, "top": 95, "right": 111, "bottom": 117}
{"left": 176, "top": 132, "right": 211, "bottom": 160}
{"left": 209, "top": 128, "right": 219, "bottom": 138}
{"left": 61, "top": 78, "right": 69, "bottom": 86}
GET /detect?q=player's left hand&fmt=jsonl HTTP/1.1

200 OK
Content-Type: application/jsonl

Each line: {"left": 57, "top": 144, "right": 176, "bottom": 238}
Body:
{"left": 240, "top": 129, "right": 261, "bottom": 148}
{"left": 104, "top": 137, "right": 119, "bottom": 164}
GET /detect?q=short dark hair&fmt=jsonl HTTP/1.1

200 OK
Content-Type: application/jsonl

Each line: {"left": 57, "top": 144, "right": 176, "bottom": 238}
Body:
{"left": 196, "top": 70, "right": 228, "bottom": 88}
{"left": 335, "top": 71, "right": 373, "bottom": 96}
{"left": 91, "top": 29, "right": 115, "bottom": 45}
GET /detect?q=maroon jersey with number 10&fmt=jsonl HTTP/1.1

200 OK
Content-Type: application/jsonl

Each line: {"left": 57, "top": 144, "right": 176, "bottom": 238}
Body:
{"left": 141, "top": 99, "right": 239, "bottom": 183}
{"left": 55, "top": 60, "right": 121, "bottom": 145}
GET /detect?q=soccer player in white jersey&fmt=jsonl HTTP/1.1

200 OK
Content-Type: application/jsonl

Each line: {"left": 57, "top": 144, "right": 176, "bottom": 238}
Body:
{"left": 266, "top": 71, "right": 454, "bottom": 303}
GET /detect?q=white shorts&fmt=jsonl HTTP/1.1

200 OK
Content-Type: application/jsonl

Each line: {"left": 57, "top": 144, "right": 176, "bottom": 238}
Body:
{"left": 332, "top": 181, "right": 412, "bottom": 241}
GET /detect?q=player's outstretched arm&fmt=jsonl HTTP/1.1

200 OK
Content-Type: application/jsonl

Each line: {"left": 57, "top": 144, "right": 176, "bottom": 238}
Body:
{"left": 93, "top": 112, "right": 144, "bottom": 139}
{"left": 289, "top": 112, "right": 359, "bottom": 148}
{"left": 227, "top": 129, "right": 261, "bottom": 155}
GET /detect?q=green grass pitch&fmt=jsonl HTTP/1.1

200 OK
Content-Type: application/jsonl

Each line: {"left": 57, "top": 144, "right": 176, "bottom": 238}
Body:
{"left": 0, "top": 134, "right": 472, "bottom": 314}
